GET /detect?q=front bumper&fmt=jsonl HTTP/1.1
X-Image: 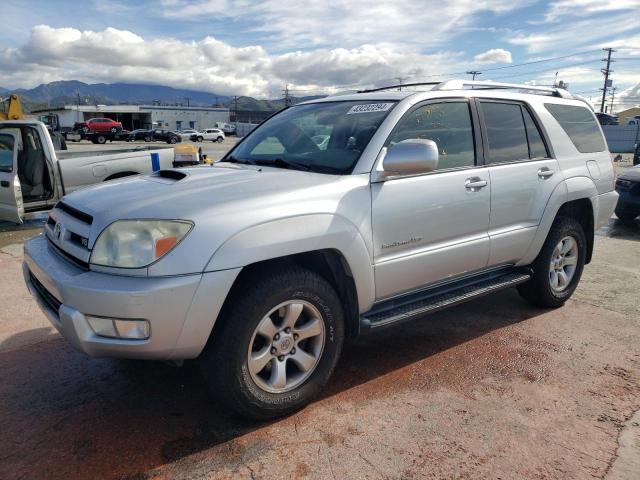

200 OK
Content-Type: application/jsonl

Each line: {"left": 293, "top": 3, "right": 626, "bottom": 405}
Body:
{"left": 614, "top": 188, "right": 640, "bottom": 214}
{"left": 23, "top": 235, "right": 240, "bottom": 360}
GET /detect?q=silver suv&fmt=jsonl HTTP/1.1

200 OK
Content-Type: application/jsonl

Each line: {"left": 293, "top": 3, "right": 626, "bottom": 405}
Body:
{"left": 23, "top": 80, "right": 618, "bottom": 418}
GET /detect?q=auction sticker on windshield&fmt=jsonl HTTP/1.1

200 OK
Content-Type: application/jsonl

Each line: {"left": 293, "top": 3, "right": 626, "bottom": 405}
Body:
{"left": 347, "top": 103, "right": 394, "bottom": 114}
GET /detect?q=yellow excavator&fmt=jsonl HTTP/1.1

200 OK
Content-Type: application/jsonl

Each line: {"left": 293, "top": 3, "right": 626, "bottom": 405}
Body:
{"left": 0, "top": 94, "right": 24, "bottom": 120}
{"left": 1, "top": 94, "right": 67, "bottom": 149}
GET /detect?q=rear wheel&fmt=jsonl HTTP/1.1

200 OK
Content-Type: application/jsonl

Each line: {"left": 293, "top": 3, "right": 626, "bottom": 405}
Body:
{"left": 169, "top": 137, "right": 177, "bottom": 144}
{"left": 95, "top": 135, "right": 107, "bottom": 144}
{"left": 200, "top": 266, "right": 345, "bottom": 419}
{"left": 144, "top": 135, "right": 151, "bottom": 142}
{"left": 518, "top": 217, "right": 586, "bottom": 308}
{"left": 216, "top": 136, "right": 224, "bottom": 143}
{"left": 196, "top": 136, "right": 203, "bottom": 142}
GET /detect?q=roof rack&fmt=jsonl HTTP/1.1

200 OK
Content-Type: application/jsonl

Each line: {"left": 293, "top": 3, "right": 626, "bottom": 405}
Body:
{"left": 433, "top": 80, "right": 574, "bottom": 99}
{"left": 357, "top": 79, "right": 574, "bottom": 99}
{"left": 357, "top": 82, "right": 440, "bottom": 93}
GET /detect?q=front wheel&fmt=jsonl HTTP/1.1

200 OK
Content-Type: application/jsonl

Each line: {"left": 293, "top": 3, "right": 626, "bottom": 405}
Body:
{"left": 518, "top": 217, "right": 586, "bottom": 308}
{"left": 200, "top": 266, "right": 345, "bottom": 419}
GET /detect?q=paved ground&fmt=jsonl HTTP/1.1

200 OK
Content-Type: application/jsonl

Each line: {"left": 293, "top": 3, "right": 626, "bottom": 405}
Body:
{"left": 0, "top": 155, "right": 638, "bottom": 479}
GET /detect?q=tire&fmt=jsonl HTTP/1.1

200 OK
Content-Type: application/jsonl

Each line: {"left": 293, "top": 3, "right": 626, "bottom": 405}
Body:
{"left": 96, "top": 135, "right": 107, "bottom": 145}
{"left": 110, "top": 127, "right": 117, "bottom": 134}
{"left": 82, "top": 126, "right": 89, "bottom": 133}
{"left": 615, "top": 208, "right": 638, "bottom": 222}
{"left": 518, "top": 216, "right": 586, "bottom": 308}
{"left": 197, "top": 136, "right": 203, "bottom": 142}
{"left": 217, "top": 136, "right": 224, "bottom": 143}
{"left": 144, "top": 136, "right": 151, "bottom": 142}
{"left": 200, "top": 266, "right": 345, "bottom": 419}
{"left": 169, "top": 137, "right": 177, "bottom": 144}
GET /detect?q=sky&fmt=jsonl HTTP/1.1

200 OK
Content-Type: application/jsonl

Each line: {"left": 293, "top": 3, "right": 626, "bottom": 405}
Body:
{"left": 1, "top": 0, "right": 639, "bottom": 108}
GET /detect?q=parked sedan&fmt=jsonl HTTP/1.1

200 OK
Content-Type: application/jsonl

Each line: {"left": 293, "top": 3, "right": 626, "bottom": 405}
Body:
{"left": 127, "top": 129, "right": 152, "bottom": 142}
{"left": 615, "top": 166, "right": 640, "bottom": 222}
{"left": 151, "top": 129, "right": 182, "bottom": 144}
{"left": 178, "top": 129, "right": 200, "bottom": 141}
{"left": 75, "top": 117, "right": 123, "bottom": 133}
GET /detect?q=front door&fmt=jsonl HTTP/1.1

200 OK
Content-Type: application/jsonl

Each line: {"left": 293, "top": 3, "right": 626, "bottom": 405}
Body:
{"left": 372, "top": 100, "right": 491, "bottom": 300}
{"left": 0, "top": 132, "right": 24, "bottom": 223}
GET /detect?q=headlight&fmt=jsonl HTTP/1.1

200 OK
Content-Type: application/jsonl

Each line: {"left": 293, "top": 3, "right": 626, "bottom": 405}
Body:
{"left": 90, "top": 220, "right": 193, "bottom": 268}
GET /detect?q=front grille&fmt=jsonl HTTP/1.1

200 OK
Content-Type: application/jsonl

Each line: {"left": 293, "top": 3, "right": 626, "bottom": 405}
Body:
{"left": 29, "top": 273, "right": 62, "bottom": 313}
{"left": 56, "top": 202, "right": 93, "bottom": 225}
{"left": 47, "top": 238, "right": 90, "bottom": 270}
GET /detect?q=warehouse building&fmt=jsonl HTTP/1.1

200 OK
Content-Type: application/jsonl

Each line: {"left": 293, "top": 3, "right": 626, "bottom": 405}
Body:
{"left": 32, "top": 104, "right": 230, "bottom": 132}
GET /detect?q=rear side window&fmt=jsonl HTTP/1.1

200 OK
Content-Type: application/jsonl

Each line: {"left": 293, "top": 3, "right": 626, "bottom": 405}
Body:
{"left": 545, "top": 104, "right": 605, "bottom": 153}
{"left": 481, "top": 102, "right": 529, "bottom": 163}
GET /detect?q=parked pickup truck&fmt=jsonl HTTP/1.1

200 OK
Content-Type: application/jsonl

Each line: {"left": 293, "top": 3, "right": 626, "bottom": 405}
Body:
{"left": 0, "top": 120, "right": 175, "bottom": 223}
{"left": 22, "top": 80, "right": 618, "bottom": 419}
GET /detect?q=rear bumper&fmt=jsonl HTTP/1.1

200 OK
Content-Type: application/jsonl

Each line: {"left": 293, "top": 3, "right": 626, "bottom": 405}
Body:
{"left": 23, "top": 235, "right": 239, "bottom": 360}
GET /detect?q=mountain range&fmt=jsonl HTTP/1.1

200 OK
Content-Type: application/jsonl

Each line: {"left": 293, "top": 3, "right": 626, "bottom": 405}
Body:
{"left": 1, "top": 80, "right": 323, "bottom": 112}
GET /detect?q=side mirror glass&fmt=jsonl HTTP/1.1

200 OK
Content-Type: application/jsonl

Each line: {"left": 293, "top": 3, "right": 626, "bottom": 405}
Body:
{"left": 373, "top": 139, "right": 439, "bottom": 181}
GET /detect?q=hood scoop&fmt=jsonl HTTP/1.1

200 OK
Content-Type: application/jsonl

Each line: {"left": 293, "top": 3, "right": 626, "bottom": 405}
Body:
{"left": 150, "top": 170, "right": 188, "bottom": 182}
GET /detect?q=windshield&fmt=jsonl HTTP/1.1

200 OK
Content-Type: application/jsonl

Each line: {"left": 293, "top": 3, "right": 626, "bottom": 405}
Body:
{"left": 224, "top": 100, "right": 396, "bottom": 174}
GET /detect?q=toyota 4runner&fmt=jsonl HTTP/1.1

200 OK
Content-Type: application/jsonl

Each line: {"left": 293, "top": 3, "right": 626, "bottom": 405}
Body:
{"left": 23, "top": 80, "right": 618, "bottom": 419}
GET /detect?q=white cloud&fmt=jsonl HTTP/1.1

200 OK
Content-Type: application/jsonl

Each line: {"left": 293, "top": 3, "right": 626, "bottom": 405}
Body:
{"left": 473, "top": 48, "right": 512, "bottom": 64}
{"left": 0, "top": 25, "right": 465, "bottom": 97}
{"left": 544, "top": 0, "right": 640, "bottom": 21}
{"left": 159, "top": 0, "right": 531, "bottom": 50}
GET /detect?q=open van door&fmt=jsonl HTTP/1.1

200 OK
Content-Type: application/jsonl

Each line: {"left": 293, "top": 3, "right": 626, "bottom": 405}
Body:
{"left": 0, "top": 131, "right": 24, "bottom": 223}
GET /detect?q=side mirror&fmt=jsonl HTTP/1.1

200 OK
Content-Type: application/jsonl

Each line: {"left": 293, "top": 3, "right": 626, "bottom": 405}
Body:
{"left": 372, "top": 139, "right": 439, "bottom": 182}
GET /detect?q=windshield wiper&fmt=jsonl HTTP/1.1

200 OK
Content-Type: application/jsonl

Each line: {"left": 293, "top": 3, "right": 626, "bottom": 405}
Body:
{"left": 252, "top": 158, "right": 313, "bottom": 172}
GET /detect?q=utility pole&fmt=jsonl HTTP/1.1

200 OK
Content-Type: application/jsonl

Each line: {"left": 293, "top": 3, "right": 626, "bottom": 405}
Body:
{"left": 395, "top": 76, "right": 406, "bottom": 91}
{"left": 600, "top": 47, "right": 615, "bottom": 113}
{"left": 609, "top": 87, "right": 617, "bottom": 114}
{"left": 282, "top": 85, "right": 292, "bottom": 106}
{"left": 184, "top": 97, "right": 190, "bottom": 107}
{"left": 466, "top": 71, "right": 481, "bottom": 80}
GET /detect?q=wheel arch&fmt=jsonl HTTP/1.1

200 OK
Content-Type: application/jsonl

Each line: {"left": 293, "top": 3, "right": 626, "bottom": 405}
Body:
{"left": 519, "top": 177, "right": 598, "bottom": 266}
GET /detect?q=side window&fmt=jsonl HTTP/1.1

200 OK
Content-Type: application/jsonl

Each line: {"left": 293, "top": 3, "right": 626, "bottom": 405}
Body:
{"left": 544, "top": 103, "right": 605, "bottom": 153}
{"left": 481, "top": 102, "right": 528, "bottom": 163}
{"left": 0, "top": 133, "right": 15, "bottom": 173}
{"left": 522, "top": 108, "right": 549, "bottom": 159}
{"left": 389, "top": 101, "right": 475, "bottom": 170}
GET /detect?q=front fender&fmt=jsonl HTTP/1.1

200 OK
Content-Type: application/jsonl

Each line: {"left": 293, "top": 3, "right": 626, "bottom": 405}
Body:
{"left": 205, "top": 214, "right": 376, "bottom": 312}
{"left": 518, "top": 176, "right": 598, "bottom": 266}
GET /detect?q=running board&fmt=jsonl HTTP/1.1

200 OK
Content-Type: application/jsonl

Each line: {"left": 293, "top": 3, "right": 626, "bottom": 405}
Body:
{"left": 360, "top": 270, "right": 531, "bottom": 332}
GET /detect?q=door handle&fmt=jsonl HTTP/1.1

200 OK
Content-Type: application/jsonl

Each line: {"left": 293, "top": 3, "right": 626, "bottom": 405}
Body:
{"left": 0, "top": 180, "right": 9, "bottom": 188}
{"left": 538, "top": 168, "right": 554, "bottom": 179}
{"left": 465, "top": 178, "right": 488, "bottom": 190}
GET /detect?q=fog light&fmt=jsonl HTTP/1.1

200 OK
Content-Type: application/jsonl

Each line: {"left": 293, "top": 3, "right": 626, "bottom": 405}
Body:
{"left": 87, "top": 316, "right": 150, "bottom": 340}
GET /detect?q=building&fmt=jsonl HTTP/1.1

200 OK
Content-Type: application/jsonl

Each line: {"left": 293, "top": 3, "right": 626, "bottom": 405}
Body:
{"left": 32, "top": 104, "right": 230, "bottom": 131}
{"left": 616, "top": 107, "right": 640, "bottom": 125}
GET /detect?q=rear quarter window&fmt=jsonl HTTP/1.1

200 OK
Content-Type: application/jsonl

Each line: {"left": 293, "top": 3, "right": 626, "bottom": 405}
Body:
{"left": 544, "top": 103, "right": 606, "bottom": 153}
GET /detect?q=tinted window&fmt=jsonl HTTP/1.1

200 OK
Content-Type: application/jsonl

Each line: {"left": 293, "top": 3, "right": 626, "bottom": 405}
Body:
{"left": 0, "top": 133, "right": 14, "bottom": 172}
{"left": 522, "top": 108, "right": 549, "bottom": 159}
{"left": 481, "top": 102, "right": 528, "bottom": 163}
{"left": 389, "top": 101, "right": 475, "bottom": 170}
{"left": 545, "top": 104, "right": 605, "bottom": 153}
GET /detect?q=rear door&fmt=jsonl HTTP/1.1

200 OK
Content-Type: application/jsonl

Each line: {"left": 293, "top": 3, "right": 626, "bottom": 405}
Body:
{"left": 0, "top": 132, "right": 24, "bottom": 223}
{"left": 477, "top": 100, "right": 561, "bottom": 266}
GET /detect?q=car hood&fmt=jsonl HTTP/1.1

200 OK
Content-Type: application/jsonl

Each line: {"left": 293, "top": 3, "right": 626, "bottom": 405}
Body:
{"left": 618, "top": 165, "right": 640, "bottom": 182}
{"left": 61, "top": 164, "right": 369, "bottom": 275}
